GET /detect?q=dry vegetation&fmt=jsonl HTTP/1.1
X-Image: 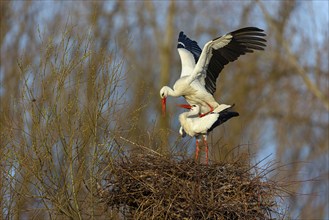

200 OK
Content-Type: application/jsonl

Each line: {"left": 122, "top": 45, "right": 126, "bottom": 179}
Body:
{"left": 1, "top": 1, "right": 328, "bottom": 219}
{"left": 1, "top": 25, "right": 126, "bottom": 219}
{"left": 98, "top": 152, "right": 285, "bottom": 220}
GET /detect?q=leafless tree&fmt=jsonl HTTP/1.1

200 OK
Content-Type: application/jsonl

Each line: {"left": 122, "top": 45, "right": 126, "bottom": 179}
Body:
{"left": 1, "top": 1, "right": 328, "bottom": 219}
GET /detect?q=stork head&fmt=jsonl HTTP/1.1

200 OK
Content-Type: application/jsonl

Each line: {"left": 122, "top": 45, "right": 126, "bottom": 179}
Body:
{"left": 160, "top": 87, "right": 169, "bottom": 116}
{"left": 178, "top": 104, "right": 200, "bottom": 116}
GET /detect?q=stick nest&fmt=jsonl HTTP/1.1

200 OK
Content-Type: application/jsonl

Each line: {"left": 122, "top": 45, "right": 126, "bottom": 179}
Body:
{"left": 98, "top": 154, "right": 283, "bottom": 219}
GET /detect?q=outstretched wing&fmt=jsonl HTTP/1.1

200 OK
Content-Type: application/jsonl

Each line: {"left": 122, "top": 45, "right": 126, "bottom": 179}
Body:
{"left": 177, "top": 31, "right": 202, "bottom": 78}
{"left": 195, "top": 27, "right": 267, "bottom": 94}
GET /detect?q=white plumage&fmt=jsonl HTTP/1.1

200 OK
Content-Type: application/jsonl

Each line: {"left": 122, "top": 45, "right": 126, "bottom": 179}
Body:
{"left": 160, "top": 27, "right": 266, "bottom": 116}
{"left": 178, "top": 104, "right": 239, "bottom": 164}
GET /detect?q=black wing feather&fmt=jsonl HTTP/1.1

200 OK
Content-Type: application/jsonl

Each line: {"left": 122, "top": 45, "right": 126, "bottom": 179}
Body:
{"left": 177, "top": 31, "right": 202, "bottom": 64}
{"left": 205, "top": 27, "right": 267, "bottom": 95}
{"left": 208, "top": 109, "right": 239, "bottom": 133}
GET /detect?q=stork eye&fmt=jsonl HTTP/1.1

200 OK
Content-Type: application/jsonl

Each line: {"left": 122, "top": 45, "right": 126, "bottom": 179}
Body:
{"left": 161, "top": 93, "right": 165, "bottom": 97}
{"left": 192, "top": 105, "right": 197, "bottom": 107}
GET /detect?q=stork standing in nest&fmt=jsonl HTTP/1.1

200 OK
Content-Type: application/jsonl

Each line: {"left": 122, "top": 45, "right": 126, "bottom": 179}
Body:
{"left": 178, "top": 104, "right": 239, "bottom": 164}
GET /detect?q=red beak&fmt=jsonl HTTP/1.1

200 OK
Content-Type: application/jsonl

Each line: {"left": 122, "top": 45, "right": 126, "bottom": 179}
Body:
{"left": 162, "top": 97, "right": 166, "bottom": 116}
{"left": 177, "top": 104, "right": 192, "bottom": 109}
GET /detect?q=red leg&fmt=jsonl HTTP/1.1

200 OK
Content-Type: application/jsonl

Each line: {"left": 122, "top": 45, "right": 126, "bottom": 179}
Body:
{"left": 199, "top": 102, "right": 214, "bottom": 118}
{"left": 195, "top": 139, "right": 200, "bottom": 162}
{"left": 202, "top": 135, "right": 209, "bottom": 165}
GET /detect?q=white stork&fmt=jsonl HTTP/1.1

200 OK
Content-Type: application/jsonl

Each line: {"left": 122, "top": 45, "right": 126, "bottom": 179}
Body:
{"left": 160, "top": 27, "right": 266, "bottom": 116}
{"left": 178, "top": 104, "right": 239, "bottom": 164}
